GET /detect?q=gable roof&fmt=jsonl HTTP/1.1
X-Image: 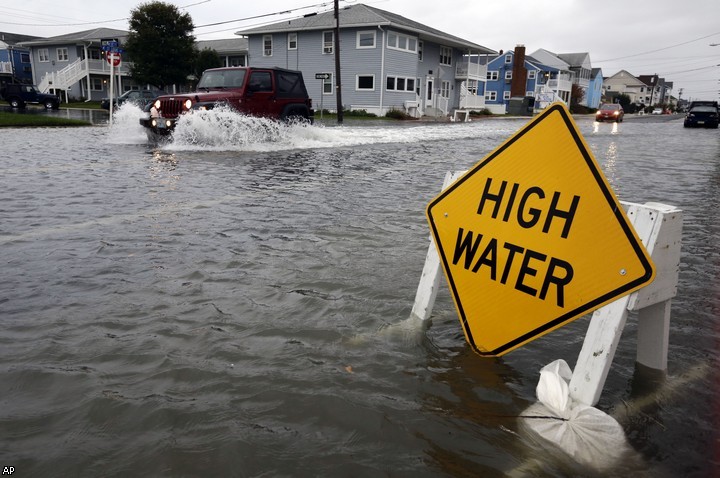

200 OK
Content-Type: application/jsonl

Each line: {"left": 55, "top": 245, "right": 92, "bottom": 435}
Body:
{"left": 558, "top": 52, "right": 591, "bottom": 68}
{"left": 236, "top": 4, "right": 494, "bottom": 53}
{"left": 528, "top": 48, "right": 570, "bottom": 71}
{"left": 196, "top": 38, "right": 248, "bottom": 53}
{"left": 17, "top": 28, "right": 129, "bottom": 47}
{"left": 605, "top": 69, "right": 646, "bottom": 86}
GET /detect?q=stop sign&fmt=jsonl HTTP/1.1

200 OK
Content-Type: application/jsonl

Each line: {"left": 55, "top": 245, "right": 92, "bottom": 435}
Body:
{"left": 107, "top": 52, "right": 121, "bottom": 67}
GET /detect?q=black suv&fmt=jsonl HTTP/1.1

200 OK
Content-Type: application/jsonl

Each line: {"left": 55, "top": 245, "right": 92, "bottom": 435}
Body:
{"left": 0, "top": 84, "right": 60, "bottom": 110}
{"left": 140, "top": 67, "right": 313, "bottom": 137}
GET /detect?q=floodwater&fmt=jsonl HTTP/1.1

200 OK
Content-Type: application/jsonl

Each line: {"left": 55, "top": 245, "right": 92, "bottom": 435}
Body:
{"left": 1, "top": 105, "right": 718, "bottom": 477}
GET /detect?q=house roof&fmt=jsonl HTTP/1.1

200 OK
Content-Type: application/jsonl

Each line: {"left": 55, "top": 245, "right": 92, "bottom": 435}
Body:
{"left": 236, "top": 4, "right": 494, "bottom": 53}
{"left": 17, "top": 28, "right": 129, "bottom": 47}
{"left": 558, "top": 52, "right": 590, "bottom": 68}
{"left": 197, "top": 38, "right": 248, "bottom": 53}
{"left": 0, "top": 31, "right": 41, "bottom": 46}
{"left": 528, "top": 49, "right": 570, "bottom": 71}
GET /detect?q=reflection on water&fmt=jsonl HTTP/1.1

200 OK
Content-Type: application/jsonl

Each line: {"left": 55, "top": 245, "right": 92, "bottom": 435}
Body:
{"left": 0, "top": 116, "right": 717, "bottom": 476}
{"left": 592, "top": 120, "right": 620, "bottom": 135}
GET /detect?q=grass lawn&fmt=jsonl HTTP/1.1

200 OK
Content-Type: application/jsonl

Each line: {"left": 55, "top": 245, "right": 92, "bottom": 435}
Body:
{"left": 0, "top": 110, "right": 92, "bottom": 127}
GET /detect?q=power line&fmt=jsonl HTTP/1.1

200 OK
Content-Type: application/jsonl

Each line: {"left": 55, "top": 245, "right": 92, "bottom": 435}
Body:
{"left": 193, "top": 2, "right": 333, "bottom": 29}
{"left": 595, "top": 30, "right": 720, "bottom": 62}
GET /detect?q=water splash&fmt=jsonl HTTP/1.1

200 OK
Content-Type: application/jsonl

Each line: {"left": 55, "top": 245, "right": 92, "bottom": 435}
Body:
{"left": 106, "top": 102, "right": 150, "bottom": 144}
{"left": 105, "top": 102, "right": 519, "bottom": 152}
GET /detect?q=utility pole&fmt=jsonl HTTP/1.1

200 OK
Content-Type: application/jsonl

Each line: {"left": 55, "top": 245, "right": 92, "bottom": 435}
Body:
{"left": 334, "top": 0, "right": 343, "bottom": 123}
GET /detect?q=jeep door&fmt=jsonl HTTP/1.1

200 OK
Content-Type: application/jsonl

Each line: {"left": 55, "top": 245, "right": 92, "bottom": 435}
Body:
{"left": 243, "top": 70, "right": 279, "bottom": 118}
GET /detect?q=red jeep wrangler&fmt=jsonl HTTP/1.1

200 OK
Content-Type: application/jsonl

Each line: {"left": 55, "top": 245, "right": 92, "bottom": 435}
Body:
{"left": 139, "top": 67, "right": 314, "bottom": 137}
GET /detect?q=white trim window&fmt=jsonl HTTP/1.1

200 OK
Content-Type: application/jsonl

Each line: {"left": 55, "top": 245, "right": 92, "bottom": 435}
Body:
{"left": 323, "top": 73, "right": 333, "bottom": 95}
{"left": 386, "top": 75, "right": 416, "bottom": 92}
{"left": 90, "top": 78, "right": 103, "bottom": 91}
{"left": 485, "top": 90, "right": 497, "bottom": 101}
{"left": 387, "top": 31, "right": 417, "bottom": 53}
{"left": 38, "top": 48, "right": 49, "bottom": 62}
{"left": 467, "top": 79, "right": 478, "bottom": 94}
{"left": 503, "top": 91, "right": 511, "bottom": 100}
{"left": 56, "top": 47, "right": 69, "bottom": 61}
{"left": 439, "top": 46, "right": 452, "bottom": 66}
{"left": 526, "top": 91, "right": 534, "bottom": 97}
{"left": 440, "top": 80, "right": 450, "bottom": 98}
{"left": 288, "top": 33, "right": 297, "bottom": 50}
{"left": 357, "top": 30, "right": 376, "bottom": 49}
{"left": 418, "top": 40, "right": 423, "bottom": 61}
{"left": 323, "top": 31, "right": 334, "bottom": 54}
{"left": 528, "top": 70, "right": 537, "bottom": 79}
{"left": 505, "top": 54, "right": 512, "bottom": 63}
{"left": 89, "top": 49, "right": 101, "bottom": 60}
{"left": 356, "top": 74, "right": 374, "bottom": 91}
{"left": 487, "top": 70, "right": 499, "bottom": 81}
{"left": 505, "top": 70, "right": 513, "bottom": 80}
{"left": 263, "top": 35, "right": 273, "bottom": 56}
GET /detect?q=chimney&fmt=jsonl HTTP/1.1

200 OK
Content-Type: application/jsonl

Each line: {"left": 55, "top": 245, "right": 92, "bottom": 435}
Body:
{"left": 510, "top": 44, "right": 527, "bottom": 97}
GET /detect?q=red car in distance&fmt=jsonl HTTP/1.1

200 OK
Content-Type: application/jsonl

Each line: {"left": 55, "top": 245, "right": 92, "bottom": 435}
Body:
{"left": 595, "top": 103, "right": 624, "bottom": 122}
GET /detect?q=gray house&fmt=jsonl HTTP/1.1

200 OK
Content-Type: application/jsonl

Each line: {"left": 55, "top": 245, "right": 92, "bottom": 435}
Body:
{"left": 18, "top": 31, "right": 250, "bottom": 102}
{"left": 236, "top": 4, "right": 495, "bottom": 117}
{"left": 18, "top": 28, "right": 134, "bottom": 102}
{"left": 196, "top": 38, "right": 248, "bottom": 68}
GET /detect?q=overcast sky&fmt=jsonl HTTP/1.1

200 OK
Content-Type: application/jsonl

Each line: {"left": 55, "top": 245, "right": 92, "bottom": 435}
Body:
{"left": 2, "top": 0, "right": 719, "bottom": 101}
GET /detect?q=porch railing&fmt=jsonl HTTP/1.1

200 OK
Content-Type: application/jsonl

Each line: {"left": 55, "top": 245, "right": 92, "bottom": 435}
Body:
{"left": 455, "top": 62, "right": 487, "bottom": 80}
{"left": 458, "top": 81, "right": 485, "bottom": 110}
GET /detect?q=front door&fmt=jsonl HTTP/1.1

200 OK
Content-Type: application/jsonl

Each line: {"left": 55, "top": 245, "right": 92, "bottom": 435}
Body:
{"left": 425, "top": 77, "right": 434, "bottom": 111}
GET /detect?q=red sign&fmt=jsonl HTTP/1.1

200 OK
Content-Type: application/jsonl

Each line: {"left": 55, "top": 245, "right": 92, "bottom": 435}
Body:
{"left": 107, "top": 52, "right": 121, "bottom": 67}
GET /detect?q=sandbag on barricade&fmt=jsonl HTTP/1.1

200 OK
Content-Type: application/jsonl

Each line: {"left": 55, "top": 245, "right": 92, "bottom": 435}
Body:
{"left": 518, "top": 359, "right": 640, "bottom": 472}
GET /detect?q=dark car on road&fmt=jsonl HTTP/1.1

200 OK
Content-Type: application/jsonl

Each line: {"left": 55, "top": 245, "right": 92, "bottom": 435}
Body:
{"left": 0, "top": 84, "right": 59, "bottom": 109}
{"left": 683, "top": 105, "right": 719, "bottom": 129}
{"left": 101, "top": 89, "right": 164, "bottom": 110}
{"left": 595, "top": 103, "right": 624, "bottom": 122}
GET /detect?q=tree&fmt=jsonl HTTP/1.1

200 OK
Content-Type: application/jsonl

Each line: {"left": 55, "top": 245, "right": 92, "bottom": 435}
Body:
{"left": 569, "top": 83, "right": 587, "bottom": 113}
{"left": 616, "top": 93, "right": 634, "bottom": 113}
{"left": 194, "top": 48, "right": 222, "bottom": 79}
{"left": 125, "top": 1, "right": 196, "bottom": 90}
{"left": 187, "top": 48, "right": 222, "bottom": 89}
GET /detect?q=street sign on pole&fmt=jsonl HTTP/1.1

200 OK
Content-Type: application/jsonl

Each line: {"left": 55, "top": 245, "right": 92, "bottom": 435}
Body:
{"left": 426, "top": 103, "right": 655, "bottom": 357}
{"left": 107, "top": 52, "right": 121, "bottom": 67}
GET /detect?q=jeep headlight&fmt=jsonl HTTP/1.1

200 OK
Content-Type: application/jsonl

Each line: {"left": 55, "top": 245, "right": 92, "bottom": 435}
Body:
{"left": 184, "top": 99, "right": 193, "bottom": 110}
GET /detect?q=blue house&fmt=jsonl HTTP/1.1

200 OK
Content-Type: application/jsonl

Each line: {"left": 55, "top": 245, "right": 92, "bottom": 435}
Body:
{"left": 586, "top": 67, "right": 603, "bottom": 109}
{"left": 482, "top": 45, "right": 570, "bottom": 114}
{"left": 0, "top": 32, "right": 36, "bottom": 87}
{"left": 235, "top": 3, "right": 495, "bottom": 118}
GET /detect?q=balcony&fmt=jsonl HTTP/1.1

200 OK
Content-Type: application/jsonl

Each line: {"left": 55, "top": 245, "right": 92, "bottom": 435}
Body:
{"left": 456, "top": 62, "right": 487, "bottom": 80}
{"left": 548, "top": 78, "right": 572, "bottom": 92}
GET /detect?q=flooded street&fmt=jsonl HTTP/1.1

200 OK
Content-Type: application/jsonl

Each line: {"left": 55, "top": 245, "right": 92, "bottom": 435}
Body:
{"left": 1, "top": 107, "right": 718, "bottom": 477}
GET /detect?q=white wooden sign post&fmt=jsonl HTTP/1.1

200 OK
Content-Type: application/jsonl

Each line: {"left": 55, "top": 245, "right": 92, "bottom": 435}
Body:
{"left": 412, "top": 171, "right": 682, "bottom": 406}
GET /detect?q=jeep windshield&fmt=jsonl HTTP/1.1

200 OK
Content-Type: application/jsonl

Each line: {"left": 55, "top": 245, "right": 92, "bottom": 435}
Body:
{"left": 197, "top": 69, "right": 247, "bottom": 90}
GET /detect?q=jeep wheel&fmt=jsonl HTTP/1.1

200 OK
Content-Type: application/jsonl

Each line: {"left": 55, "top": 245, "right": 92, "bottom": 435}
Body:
{"left": 281, "top": 106, "right": 310, "bottom": 124}
{"left": 44, "top": 100, "right": 59, "bottom": 110}
{"left": 9, "top": 98, "right": 25, "bottom": 109}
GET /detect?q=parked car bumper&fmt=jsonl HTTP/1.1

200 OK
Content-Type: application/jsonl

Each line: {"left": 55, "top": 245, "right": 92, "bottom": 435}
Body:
{"left": 684, "top": 118, "right": 719, "bottom": 128}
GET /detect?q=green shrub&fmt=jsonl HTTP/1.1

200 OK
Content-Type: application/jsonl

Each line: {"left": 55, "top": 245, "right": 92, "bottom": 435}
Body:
{"left": 384, "top": 108, "right": 414, "bottom": 120}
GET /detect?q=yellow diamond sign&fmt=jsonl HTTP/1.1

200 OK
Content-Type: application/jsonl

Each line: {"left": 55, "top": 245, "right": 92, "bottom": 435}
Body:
{"left": 426, "top": 103, "right": 655, "bottom": 356}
